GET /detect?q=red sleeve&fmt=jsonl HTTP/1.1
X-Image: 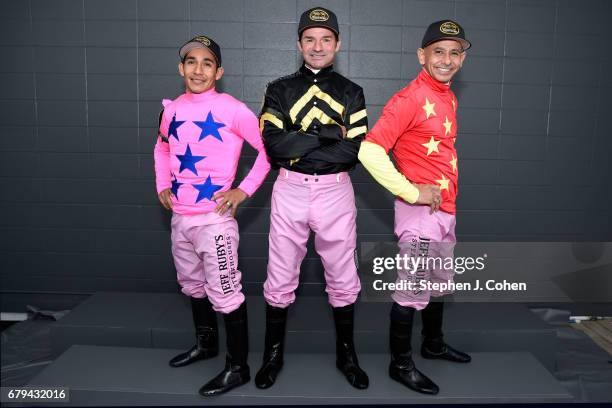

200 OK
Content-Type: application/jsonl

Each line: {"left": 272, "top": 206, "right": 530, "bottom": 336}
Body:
{"left": 365, "top": 92, "right": 418, "bottom": 153}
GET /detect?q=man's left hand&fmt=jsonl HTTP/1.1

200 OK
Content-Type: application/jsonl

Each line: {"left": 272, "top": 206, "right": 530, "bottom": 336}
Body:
{"left": 213, "top": 188, "right": 248, "bottom": 217}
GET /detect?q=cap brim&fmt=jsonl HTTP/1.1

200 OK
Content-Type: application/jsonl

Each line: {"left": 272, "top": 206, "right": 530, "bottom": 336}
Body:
{"left": 179, "top": 42, "right": 221, "bottom": 65}
{"left": 424, "top": 37, "right": 471, "bottom": 51}
{"left": 298, "top": 24, "right": 339, "bottom": 36}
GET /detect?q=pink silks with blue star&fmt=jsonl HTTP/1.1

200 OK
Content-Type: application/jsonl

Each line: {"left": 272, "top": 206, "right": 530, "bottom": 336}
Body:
{"left": 154, "top": 88, "right": 270, "bottom": 215}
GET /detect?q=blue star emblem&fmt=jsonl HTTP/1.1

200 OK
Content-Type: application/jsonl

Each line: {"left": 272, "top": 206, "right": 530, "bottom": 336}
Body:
{"left": 176, "top": 144, "right": 205, "bottom": 175}
{"left": 194, "top": 111, "right": 225, "bottom": 142}
{"left": 193, "top": 175, "right": 223, "bottom": 203}
{"left": 170, "top": 175, "right": 183, "bottom": 198}
{"left": 168, "top": 113, "right": 186, "bottom": 141}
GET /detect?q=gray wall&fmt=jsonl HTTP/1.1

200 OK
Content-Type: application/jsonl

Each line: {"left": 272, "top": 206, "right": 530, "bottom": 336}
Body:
{"left": 1, "top": 0, "right": 610, "bottom": 309}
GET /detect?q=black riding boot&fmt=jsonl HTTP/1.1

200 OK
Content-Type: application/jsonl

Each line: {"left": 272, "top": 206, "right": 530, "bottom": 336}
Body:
{"left": 333, "top": 303, "right": 369, "bottom": 389}
{"left": 389, "top": 303, "right": 439, "bottom": 395}
{"left": 421, "top": 300, "right": 471, "bottom": 363}
{"left": 199, "top": 302, "right": 250, "bottom": 396}
{"left": 255, "top": 304, "right": 288, "bottom": 389}
{"left": 169, "top": 297, "right": 219, "bottom": 367}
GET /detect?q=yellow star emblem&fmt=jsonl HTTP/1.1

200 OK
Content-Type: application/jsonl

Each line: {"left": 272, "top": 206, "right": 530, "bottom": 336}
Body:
{"left": 443, "top": 116, "right": 452, "bottom": 136}
{"left": 436, "top": 174, "right": 450, "bottom": 191}
{"left": 422, "top": 98, "right": 436, "bottom": 119}
{"left": 421, "top": 136, "right": 441, "bottom": 156}
{"left": 449, "top": 155, "right": 457, "bottom": 173}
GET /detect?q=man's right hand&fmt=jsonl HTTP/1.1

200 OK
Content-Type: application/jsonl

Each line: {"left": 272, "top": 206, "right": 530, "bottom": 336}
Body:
{"left": 315, "top": 124, "right": 345, "bottom": 142}
{"left": 415, "top": 183, "right": 442, "bottom": 214}
{"left": 158, "top": 188, "right": 173, "bottom": 210}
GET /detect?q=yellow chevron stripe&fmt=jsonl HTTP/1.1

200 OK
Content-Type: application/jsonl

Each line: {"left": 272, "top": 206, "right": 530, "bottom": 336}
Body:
{"left": 289, "top": 85, "right": 344, "bottom": 123}
{"left": 260, "top": 112, "right": 283, "bottom": 132}
{"left": 300, "top": 106, "right": 339, "bottom": 131}
{"left": 290, "top": 86, "right": 320, "bottom": 122}
{"left": 346, "top": 125, "right": 367, "bottom": 139}
{"left": 349, "top": 109, "right": 367, "bottom": 125}
{"left": 315, "top": 89, "right": 344, "bottom": 117}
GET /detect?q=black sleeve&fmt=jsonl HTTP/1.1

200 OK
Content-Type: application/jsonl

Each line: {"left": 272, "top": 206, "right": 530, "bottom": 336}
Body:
{"left": 304, "top": 87, "right": 368, "bottom": 165}
{"left": 260, "top": 85, "right": 323, "bottom": 160}
{"left": 158, "top": 108, "right": 168, "bottom": 143}
{"left": 317, "top": 123, "right": 344, "bottom": 141}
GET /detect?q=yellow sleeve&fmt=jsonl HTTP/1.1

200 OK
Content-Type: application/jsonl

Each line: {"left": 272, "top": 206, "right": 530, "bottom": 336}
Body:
{"left": 358, "top": 141, "right": 419, "bottom": 204}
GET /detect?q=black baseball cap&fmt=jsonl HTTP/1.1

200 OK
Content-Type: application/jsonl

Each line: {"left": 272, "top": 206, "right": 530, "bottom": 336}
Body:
{"left": 179, "top": 35, "right": 222, "bottom": 67}
{"left": 421, "top": 20, "right": 471, "bottom": 51}
{"left": 298, "top": 7, "right": 339, "bottom": 37}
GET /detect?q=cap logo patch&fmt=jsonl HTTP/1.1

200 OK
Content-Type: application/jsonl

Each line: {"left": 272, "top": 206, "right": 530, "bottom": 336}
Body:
{"left": 309, "top": 9, "right": 329, "bottom": 22}
{"left": 439, "top": 21, "right": 460, "bottom": 35}
{"left": 195, "top": 36, "right": 211, "bottom": 46}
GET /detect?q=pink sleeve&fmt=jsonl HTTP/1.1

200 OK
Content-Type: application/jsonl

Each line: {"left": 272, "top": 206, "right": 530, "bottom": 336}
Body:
{"left": 153, "top": 101, "right": 172, "bottom": 194}
{"left": 234, "top": 103, "right": 271, "bottom": 196}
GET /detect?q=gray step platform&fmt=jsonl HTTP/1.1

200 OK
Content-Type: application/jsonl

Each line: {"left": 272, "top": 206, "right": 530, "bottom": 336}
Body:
{"left": 50, "top": 292, "right": 557, "bottom": 371}
{"left": 26, "top": 345, "right": 572, "bottom": 406}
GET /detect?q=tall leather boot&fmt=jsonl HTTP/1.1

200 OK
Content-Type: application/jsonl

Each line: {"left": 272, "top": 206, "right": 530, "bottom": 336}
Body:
{"left": 255, "top": 304, "right": 288, "bottom": 389}
{"left": 169, "top": 297, "right": 219, "bottom": 367}
{"left": 199, "top": 302, "right": 250, "bottom": 396}
{"left": 421, "top": 300, "right": 471, "bottom": 363}
{"left": 389, "top": 303, "right": 439, "bottom": 395}
{"left": 332, "top": 303, "right": 369, "bottom": 389}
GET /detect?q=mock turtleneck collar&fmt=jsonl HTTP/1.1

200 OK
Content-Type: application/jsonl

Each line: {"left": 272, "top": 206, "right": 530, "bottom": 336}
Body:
{"left": 417, "top": 68, "right": 452, "bottom": 92}
{"left": 183, "top": 87, "right": 218, "bottom": 102}
{"left": 300, "top": 63, "right": 334, "bottom": 79}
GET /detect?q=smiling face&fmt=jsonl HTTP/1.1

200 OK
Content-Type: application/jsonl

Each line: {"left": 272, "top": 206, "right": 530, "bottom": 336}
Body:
{"left": 178, "top": 47, "right": 224, "bottom": 94}
{"left": 298, "top": 27, "right": 341, "bottom": 70}
{"left": 417, "top": 39, "right": 466, "bottom": 83}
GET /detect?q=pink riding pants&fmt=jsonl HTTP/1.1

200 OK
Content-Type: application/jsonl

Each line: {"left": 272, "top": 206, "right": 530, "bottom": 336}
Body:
{"left": 392, "top": 199, "right": 456, "bottom": 310}
{"left": 171, "top": 211, "right": 245, "bottom": 314}
{"left": 264, "top": 168, "right": 361, "bottom": 308}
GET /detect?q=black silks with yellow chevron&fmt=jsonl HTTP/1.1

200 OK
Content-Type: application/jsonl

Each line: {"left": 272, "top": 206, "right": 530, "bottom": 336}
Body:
{"left": 260, "top": 64, "right": 368, "bottom": 175}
